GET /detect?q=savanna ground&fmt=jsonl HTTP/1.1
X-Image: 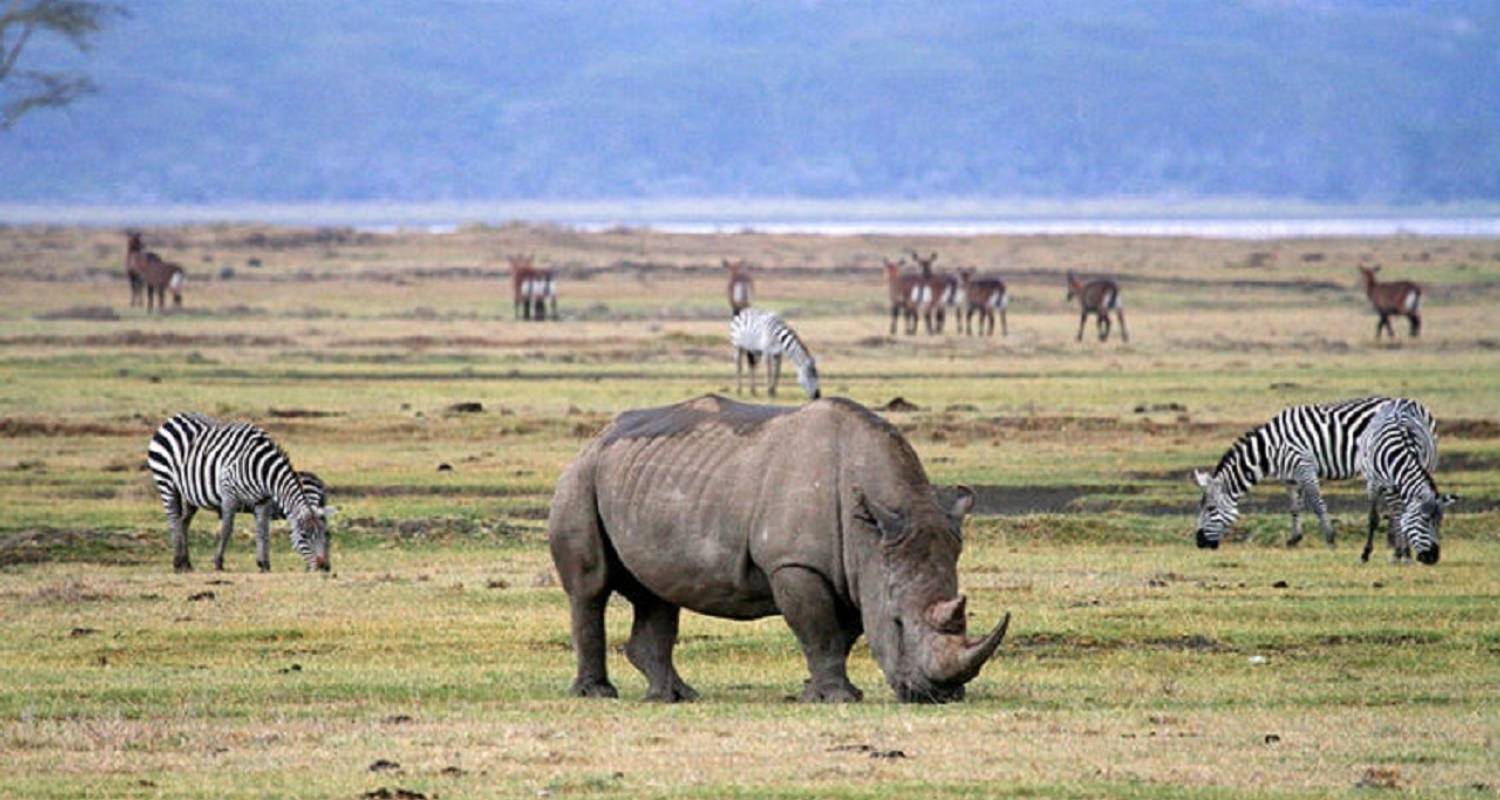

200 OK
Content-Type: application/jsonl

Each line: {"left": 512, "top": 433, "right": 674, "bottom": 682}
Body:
{"left": 1, "top": 224, "right": 1498, "bottom": 799}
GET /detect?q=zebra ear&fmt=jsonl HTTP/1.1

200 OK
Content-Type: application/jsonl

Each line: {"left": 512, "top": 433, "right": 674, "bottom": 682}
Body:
{"left": 1438, "top": 493, "right": 1458, "bottom": 508}
{"left": 1191, "top": 469, "right": 1211, "bottom": 488}
{"left": 319, "top": 506, "right": 339, "bottom": 518}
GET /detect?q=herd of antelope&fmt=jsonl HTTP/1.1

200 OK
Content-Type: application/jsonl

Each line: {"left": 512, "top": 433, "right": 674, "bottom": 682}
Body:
{"left": 118, "top": 233, "right": 1426, "bottom": 342}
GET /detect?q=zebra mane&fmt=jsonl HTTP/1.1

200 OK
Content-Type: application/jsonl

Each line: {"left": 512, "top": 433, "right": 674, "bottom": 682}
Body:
{"left": 1393, "top": 414, "right": 1439, "bottom": 497}
{"left": 1213, "top": 428, "right": 1259, "bottom": 478}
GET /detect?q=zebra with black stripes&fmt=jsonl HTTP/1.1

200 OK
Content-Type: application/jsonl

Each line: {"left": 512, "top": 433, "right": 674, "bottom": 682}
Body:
{"left": 730, "top": 308, "right": 821, "bottom": 400}
{"left": 214, "top": 470, "right": 335, "bottom": 571}
{"left": 147, "top": 413, "right": 331, "bottom": 572}
{"left": 1191, "top": 396, "right": 1435, "bottom": 550}
{"left": 1357, "top": 399, "right": 1455, "bottom": 564}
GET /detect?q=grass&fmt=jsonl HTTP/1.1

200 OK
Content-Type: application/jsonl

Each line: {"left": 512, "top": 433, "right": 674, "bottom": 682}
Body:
{"left": 0, "top": 224, "right": 1497, "bottom": 798}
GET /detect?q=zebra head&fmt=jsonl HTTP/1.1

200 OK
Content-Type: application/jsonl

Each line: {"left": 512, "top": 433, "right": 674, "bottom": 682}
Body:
{"left": 1191, "top": 469, "right": 1238, "bottom": 549}
{"left": 289, "top": 507, "right": 331, "bottom": 571}
{"left": 1401, "top": 493, "right": 1458, "bottom": 565}
{"left": 798, "top": 361, "right": 821, "bottom": 400}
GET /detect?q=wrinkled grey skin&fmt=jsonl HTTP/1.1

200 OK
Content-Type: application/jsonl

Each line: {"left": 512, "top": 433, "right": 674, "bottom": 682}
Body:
{"left": 548, "top": 394, "right": 1010, "bottom": 704}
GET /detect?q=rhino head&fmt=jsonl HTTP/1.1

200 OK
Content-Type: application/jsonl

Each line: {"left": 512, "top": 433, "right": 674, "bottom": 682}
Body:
{"left": 852, "top": 485, "right": 1010, "bottom": 703}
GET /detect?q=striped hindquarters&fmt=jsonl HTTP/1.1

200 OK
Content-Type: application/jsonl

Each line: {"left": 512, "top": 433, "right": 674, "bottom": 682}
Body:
{"left": 147, "top": 413, "right": 313, "bottom": 519}
{"left": 1212, "top": 396, "right": 1396, "bottom": 496}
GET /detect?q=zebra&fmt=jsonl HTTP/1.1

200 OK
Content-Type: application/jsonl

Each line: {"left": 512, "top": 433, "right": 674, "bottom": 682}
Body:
{"left": 147, "top": 413, "right": 331, "bottom": 572}
{"left": 1190, "top": 396, "right": 1435, "bottom": 550}
{"left": 1356, "top": 399, "right": 1455, "bottom": 564}
{"left": 213, "top": 470, "right": 336, "bottom": 569}
{"left": 730, "top": 308, "right": 821, "bottom": 400}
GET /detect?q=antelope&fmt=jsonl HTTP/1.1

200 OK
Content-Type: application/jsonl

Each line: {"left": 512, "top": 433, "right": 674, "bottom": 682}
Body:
{"left": 140, "top": 252, "right": 185, "bottom": 312}
{"left": 509, "top": 255, "right": 557, "bottom": 321}
{"left": 958, "top": 268, "right": 1009, "bottom": 336}
{"left": 1065, "top": 271, "right": 1127, "bottom": 342}
{"left": 725, "top": 259, "right": 754, "bottom": 316}
{"left": 910, "top": 251, "right": 952, "bottom": 334}
{"left": 883, "top": 258, "right": 922, "bottom": 335}
{"left": 1358, "top": 265, "right": 1421, "bottom": 339}
{"left": 125, "top": 232, "right": 147, "bottom": 306}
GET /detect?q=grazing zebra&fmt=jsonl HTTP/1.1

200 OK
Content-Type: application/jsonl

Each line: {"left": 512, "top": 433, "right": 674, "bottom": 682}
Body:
{"left": 1191, "top": 396, "right": 1435, "bottom": 551}
{"left": 215, "top": 471, "right": 336, "bottom": 570}
{"left": 958, "top": 268, "right": 1009, "bottom": 337}
{"left": 725, "top": 259, "right": 754, "bottom": 316}
{"left": 1358, "top": 265, "right": 1422, "bottom": 339}
{"left": 1065, "top": 271, "right": 1127, "bottom": 342}
{"left": 140, "top": 252, "right": 186, "bottom": 312}
{"left": 1356, "top": 399, "right": 1454, "bottom": 564}
{"left": 125, "top": 232, "right": 147, "bottom": 307}
{"left": 884, "top": 258, "right": 922, "bottom": 335}
{"left": 147, "top": 413, "right": 331, "bottom": 572}
{"left": 730, "top": 308, "right": 821, "bottom": 399}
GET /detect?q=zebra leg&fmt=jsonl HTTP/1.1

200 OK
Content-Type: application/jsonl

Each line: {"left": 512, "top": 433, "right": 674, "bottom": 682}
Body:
{"left": 1076, "top": 311, "right": 1088, "bottom": 342}
{"left": 254, "top": 503, "right": 274, "bottom": 572}
{"left": 1299, "top": 477, "right": 1335, "bottom": 548}
{"left": 212, "top": 500, "right": 237, "bottom": 571}
{"left": 768, "top": 354, "right": 780, "bottom": 397}
{"left": 1285, "top": 482, "right": 1304, "bottom": 547}
{"left": 748, "top": 352, "right": 758, "bottom": 396}
{"left": 623, "top": 592, "right": 697, "bottom": 702}
{"left": 1116, "top": 309, "right": 1129, "bottom": 343}
{"left": 171, "top": 503, "right": 197, "bottom": 572}
{"left": 771, "top": 565, "right": 863, "bottom": 702}
{"left": 1360, "top": 497, "right": 1382, "bottom": 563}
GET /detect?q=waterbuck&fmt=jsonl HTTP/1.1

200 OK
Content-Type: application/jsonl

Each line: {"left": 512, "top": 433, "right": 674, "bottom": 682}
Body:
{"left": 1065, "top": 271, "right": 1127, "bottom": 342}
{"left": 1358, "top": 265, "right": 1421, "bottom": 339}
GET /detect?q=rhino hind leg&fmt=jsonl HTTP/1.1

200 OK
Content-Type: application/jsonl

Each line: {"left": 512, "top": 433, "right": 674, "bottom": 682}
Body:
{"left": 549, "top": 467, "right": 619, "bottom": 699}
{"left": 771, "top": 566, "right": 863, "bottom": 703}
{"left": 623, "top": 593, "right": 698, "bottom": 702}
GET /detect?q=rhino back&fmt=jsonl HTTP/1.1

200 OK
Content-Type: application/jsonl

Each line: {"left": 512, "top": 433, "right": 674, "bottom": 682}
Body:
{"left": 588, "top": 396, "right": 871, "bottom": 618}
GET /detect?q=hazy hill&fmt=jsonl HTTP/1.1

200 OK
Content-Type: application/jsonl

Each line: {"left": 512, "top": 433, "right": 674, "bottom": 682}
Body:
{"left": 3, "top": 0, "right": 1498, "bottom": 204}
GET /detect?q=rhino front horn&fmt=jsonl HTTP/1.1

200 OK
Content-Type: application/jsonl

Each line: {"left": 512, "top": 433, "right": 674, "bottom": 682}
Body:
{"left": 929, "top": 611, "right": 1010, "bottom": 685}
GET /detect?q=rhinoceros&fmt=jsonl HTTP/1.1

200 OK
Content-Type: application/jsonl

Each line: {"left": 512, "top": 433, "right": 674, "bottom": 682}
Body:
{"left": 548, "top": 394, "right": 1010, "bottom": 703}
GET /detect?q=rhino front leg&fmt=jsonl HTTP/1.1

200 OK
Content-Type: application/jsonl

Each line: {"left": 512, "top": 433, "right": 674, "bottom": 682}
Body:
{"left": 770, "top": 566, "right": 863, "bottom": 703}
{"left": 624, "top": 593, "right": 698, "bottom": 702}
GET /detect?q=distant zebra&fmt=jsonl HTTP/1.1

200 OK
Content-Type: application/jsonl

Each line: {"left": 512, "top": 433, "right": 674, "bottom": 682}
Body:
{"left": 958, "top": 268, "right": 1009, "bottom": 337}
{"left": 730, "top": 308, "right": 821, "bottom": 399}
{"left": 725, "top": 259, "right": 754, "bottom": 316}
{"left": 1356, "top": 399, "right": 1454, "bottom": 564}
{"left": 1191, "top": 396, "right": 1435, "bottom": 550}
{"left": 1066, "top": 271, "right": 1126, "bottom": 342}
{"left": 147, "top": 413, "right": 331, "bottom": 572}
{"left": 1358, "top": 265, "right": 1422, "bottom": 339}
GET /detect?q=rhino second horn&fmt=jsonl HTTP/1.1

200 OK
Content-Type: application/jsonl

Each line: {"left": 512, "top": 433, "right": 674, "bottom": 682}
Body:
{"left": 927, "top": 595, "right": 968, "bottom": 634}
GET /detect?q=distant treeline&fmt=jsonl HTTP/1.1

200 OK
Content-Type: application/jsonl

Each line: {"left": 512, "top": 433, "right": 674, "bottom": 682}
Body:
{"left": 4, "top": 0, "right": 1498, "bottom": 204}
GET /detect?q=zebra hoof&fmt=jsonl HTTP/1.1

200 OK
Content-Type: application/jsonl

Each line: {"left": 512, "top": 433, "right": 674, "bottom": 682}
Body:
{"left": 1285, "top": 535, "right": 1303, "bottom": 548}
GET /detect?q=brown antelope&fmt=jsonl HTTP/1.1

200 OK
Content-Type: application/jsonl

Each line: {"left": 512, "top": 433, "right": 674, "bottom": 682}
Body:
{"left": 1065, "top": 271, "right": 1127, "bottom": 342}
{"left": 509, "top": 255, "right": 557, "bottom": 321}
{"left": 883, "top": 258, "right": 922, "bottom": 335}
{"left": 125, "top": 232, "right": 147, "bottom": 306}
{"left": 910, "top": 251, "right": 953, "bottom": 334}
{"left": 140, "top": 252, "right": 185, "bottom": 312}
{"left": 725, "top": 258, "right": 754, "bottom": 316}
{"left": 958, "top": 268, "right": 1009, "bottom": 336}
{"left": 1358, "top": 265, "right": 1421, "bottom": 339}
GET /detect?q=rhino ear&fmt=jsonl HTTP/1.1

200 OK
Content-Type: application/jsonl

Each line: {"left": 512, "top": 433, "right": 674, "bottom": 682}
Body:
{"left": 949, "top": 485, "right": 975, "bottom": 521}
{"left": 852, "top": 485, "right": 905, "bottom": 542}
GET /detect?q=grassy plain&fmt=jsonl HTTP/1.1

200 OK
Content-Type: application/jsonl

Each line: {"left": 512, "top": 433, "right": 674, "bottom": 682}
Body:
{"left": 1, "top": 224, "right": 1497, "bottom": 798}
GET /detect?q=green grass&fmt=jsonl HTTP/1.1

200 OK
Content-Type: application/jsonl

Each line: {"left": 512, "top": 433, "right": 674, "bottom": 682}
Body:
{"left": 1, "top": 225, "right": 1498, "bottom": 798}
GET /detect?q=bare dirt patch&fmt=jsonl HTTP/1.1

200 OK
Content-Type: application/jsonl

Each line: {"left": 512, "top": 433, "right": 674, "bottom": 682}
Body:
{"left": 1439, "top": 418, "right": 1500, "bottom": 440}
{"left": 0, "top": 331, "right": 295, "bottom": 348}
{"left": 0, "top": 528, "right": 150, "bottom": 566}
{"left": 0, "top": 417, "right": 146, "bottom": 437}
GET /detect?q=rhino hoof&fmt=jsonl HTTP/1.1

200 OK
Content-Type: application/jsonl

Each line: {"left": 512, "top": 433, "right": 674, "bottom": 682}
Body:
{"left": 800, "top": 680, "right": 863, "bottom": 703}
{"left": 570, "top": 680, "right": 619, "bottom": 699}
{"left": 644, "top": 680, "right": 699, "bottom": 703}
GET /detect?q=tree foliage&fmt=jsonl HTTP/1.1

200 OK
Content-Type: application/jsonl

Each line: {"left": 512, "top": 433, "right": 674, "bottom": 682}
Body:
{"left": 0, "top": 0, "right": 123, "bottom": 129}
